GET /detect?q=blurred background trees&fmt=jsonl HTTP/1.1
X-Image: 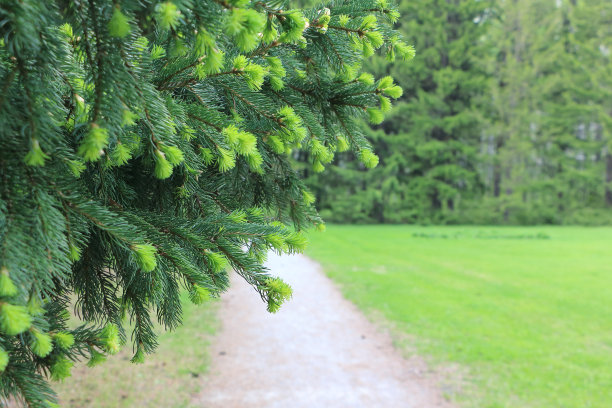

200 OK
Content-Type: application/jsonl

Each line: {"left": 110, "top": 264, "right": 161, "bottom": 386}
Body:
{"left": 305, "top": 0, "right": 612, "bottom": 225}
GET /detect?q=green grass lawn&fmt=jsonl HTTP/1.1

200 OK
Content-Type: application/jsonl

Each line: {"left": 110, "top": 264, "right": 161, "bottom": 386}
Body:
{"left": 306, "top": 225, "right": 612, "bottom": 408}
{"left": 54, "top": 295, "right": 217, "bottom": 408}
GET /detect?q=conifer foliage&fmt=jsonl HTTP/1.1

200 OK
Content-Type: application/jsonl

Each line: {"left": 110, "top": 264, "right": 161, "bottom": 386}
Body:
{"left": 0, "top": 0, "right": 410, "bottom": 405}
{"left": 307, "top": 0, "right": 489, "bottom": 223}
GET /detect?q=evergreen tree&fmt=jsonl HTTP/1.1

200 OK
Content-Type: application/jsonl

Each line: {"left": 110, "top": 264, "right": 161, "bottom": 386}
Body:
{"left": 307, "top": 0, "right": 493, "bottom": 223}
{"left": 0, "top": 0, "right": 410, "bottom": 405}
{"left": 308, "top": 0, "right": 612, "bottom": 226}
{"left": 536, "top": 0, "right": 612, "bottom": 217}
{"left": 482, "top": 0, "right": 612, "bottom": 223}
{"left": 385, "top": 0, "right": 493, "bottom": 223}
{"left": 479, "top": 0, "right": 547, "bottom": 223}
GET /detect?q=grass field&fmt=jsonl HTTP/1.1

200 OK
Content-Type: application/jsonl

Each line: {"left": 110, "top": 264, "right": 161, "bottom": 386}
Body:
{"left": 306, "top": 225, "right": 612, "bottom": 408}
{"left": 54, "top": 295, "right": 217, "bottom": 408}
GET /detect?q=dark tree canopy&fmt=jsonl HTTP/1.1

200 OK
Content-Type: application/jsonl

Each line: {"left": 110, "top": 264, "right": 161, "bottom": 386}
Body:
{"left": 306, "top": 0, "right": 612, "bottom": 225}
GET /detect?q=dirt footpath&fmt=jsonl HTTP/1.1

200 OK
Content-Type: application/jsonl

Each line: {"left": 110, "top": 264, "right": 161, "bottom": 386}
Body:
{"left": 192, "top": 253, "right": 456, "bottom": 408}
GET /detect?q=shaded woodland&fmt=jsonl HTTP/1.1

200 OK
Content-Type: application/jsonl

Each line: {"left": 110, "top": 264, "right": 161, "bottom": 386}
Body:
{"left": 304, "top": 0, "right": 612, "bottom": 224}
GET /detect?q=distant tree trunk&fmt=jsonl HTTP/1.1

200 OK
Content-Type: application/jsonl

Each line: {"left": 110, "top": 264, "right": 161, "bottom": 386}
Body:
{"left": 503, "top": 165, "right": 513, "bottom": 221}
{"left": 432, "top": 191, "right": 442, "bottom": 211}
{"left": 605, "top": 153, "right": 612, "bottom": 207}
{"left": 558, "top": 191, "right": 564, "bottom": 212}
{"left": 493, "top": 163, "right": 501, "bottom": 197}
{"left": 557, "top": 163, "right": 565, "bottom": 213}
{"left": 373, "top": 200, "right": 385, "bottom": 223}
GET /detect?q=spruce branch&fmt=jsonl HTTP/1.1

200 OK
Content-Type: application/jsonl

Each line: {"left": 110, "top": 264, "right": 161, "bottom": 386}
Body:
{"left": 220, "top": 84, "right": 281, "bottom": 123}
{"left": 0, "top": 0, "right": 409, "bottom": 403}
{"left": 187, "top": 112, "right": 223, "bottom": 132}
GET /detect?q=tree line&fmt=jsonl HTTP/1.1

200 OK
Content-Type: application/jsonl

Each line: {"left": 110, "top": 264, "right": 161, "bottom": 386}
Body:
{"left": 304, "top": 0, "right": 612, "bottom": 225}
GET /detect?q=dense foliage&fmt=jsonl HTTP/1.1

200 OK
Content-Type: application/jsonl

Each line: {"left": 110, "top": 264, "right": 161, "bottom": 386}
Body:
{"left": 307, "top": 0, "right": 612, "bottom": 225}
{"left": 0, "top": 0, "right": 412, "bottom": 405}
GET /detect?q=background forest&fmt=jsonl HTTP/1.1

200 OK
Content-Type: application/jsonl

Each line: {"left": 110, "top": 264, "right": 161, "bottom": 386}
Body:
{"left": 302, "top": 0, "right": 612, "bottom": 225}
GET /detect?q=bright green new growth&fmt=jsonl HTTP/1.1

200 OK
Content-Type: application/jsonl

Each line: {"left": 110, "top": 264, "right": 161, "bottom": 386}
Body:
{"left": 24, "top": 139, "right": 49, "bottom": 167}
{"left": 161, "top": 145, "right": 184, "bottom": 166}
{"left": 189, "top": 285, "right": 211, "bottom": 305}
{"left": 312, "top": 160, "right": 325, "bottom": 173}
{"left": 108, "top": 6, "right": 131, "bottom": 38}
{"left": 383, "top": 85, "right": 403, "bottom": 98}
{"left": 67, "top": 159, "right": 86, "bottom": 177}
{"left": 267, "top": 135, "right": 285, "bottom": 154}
{"left": 222, "top": 125, "right": 257, "bottom": 155}
{"left": 0, "top": 0, "right": 408, "bottom": 404}
{"left": 267, "top": 56, "right": 286, "bottom": 78}
{"left": 27, "top": 297, "right": 45, "bottom": 316}
{"left": 30, "top": 330, "right": 54, "bottom": 358}
{"left": 0, "top": 348, "right": 8, "bottom": 372}
{"left": 50, "top": 357, "right": 73, "bottom": 382}
{"left": 367, "top": 108, "right": 384, "bottom": 124}
{"left": 222, "top": 124, "right": 240, "bottom": 146}
{"left": 206, "top": 251, "right": 228, "bottom": 273}
{"left": 266, "top": 233, "right": 288, "bottom": 252}
{"left": 68, "top": 241, "right": 81, "bottom": 261}
{"left": 131, "top": 347, "right": 145, "bottom": 364}
{"left": 78, "top": 125, "right": 109, "bottom": 162}
{"left": 154, "top": 149, "right": 174, "bottom": 179}
{"left": 0, "top": 304, "right": 32, "bottom": 336}
{"left": 156, "top": 2, "right": 181, "bottom": 30}
{"left": 233, "top": 56, "right": 268, "bottom": 91}
{"left": 133, "top": 244, "right": 158, "bottom": 272}
{"left": 226, "top": 8, "right": 266, "bottom": 51}
{"left": 199, "top": 49, "right": 224, "bottom": 76}
{"left": 199, "top": 147, "right": 214, "bottom": 165}
{"left": 122, "top": 109, "right": 139, "bottom": 127}
{"left": 111, "top": 142, "right": 132, "bottom": 166}
{"left": 302, "top": 189, "right": 316, "bottom": 206}
{"left": 269, "top": 75, "right": 284, "bottom": 91}
{"left": 359, "top": 150, "right": 379, "bottom": 168}
{"left": 358, "top": 72, "right": 375, "bottom": 85}
{"left": 246, "top": 151, "right": 263, "bottom": 173}
{"left": 100, "top": 323, "right": 121, "bottom": 355}
{"left": 150, "top": 44, "right": 166, "bottom": 60}
{"left": 0, "top": 267, "right": 18, "bottom": 297}
{"left": 278, "top": 11, "right": 307, "bottom": 43}
{"left": 336, "top": 135, "right": 350, "bottom": 152}
{"left": 228, "top": 210, "right": 247, "bottom": 223}
{"left": 216, "top": 147, "right": 236, "bottom": 172}
{"left": 285, "top": 232, "right": 308, "bottom": 252}
{"left": 195, "top": 28, "right": 214, "bottom": 57}
{"left": 264, "top": 278, "right": 293, "bottom": 313}
{"left": 53, "top": 332, "right": 75, "bottom": 350}
{"left": 379, "top": 95, "right": 391, "bottom": 112}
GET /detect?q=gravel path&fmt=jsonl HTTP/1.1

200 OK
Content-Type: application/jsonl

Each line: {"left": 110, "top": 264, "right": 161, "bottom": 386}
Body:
{"left": 192, "top": 253, "right": 455, "bottom": 408}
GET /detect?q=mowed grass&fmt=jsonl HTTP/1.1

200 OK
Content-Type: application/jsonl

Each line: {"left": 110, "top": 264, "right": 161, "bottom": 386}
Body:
{"left": 54, "top": 295, "right": 217, "bottom": 408}
{"left": 306, "top": 225, "right": 612, "bottom": 408}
